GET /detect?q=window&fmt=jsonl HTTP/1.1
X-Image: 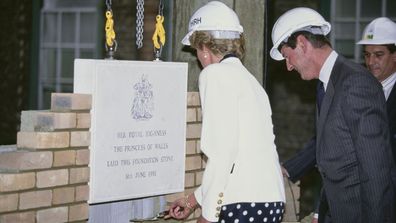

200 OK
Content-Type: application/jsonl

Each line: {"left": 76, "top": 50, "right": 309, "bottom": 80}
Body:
{"left": 38, "top": 0, "right": 101, "bottom": 108}
{"left": 330, "top": 0, "right": 396, "bottom": 63}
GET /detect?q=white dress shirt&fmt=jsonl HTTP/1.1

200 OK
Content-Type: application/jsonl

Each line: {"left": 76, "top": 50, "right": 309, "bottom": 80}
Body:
{"left": 319, "top": 50, "right": 338, "bottom": 91}
{"left": 382, "top": 72, "right": 396, "bottom": 100}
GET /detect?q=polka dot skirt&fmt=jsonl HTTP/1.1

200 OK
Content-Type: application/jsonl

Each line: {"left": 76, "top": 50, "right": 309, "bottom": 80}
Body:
{"left": 218, "top": 202, "right": 284, "bottom": 223}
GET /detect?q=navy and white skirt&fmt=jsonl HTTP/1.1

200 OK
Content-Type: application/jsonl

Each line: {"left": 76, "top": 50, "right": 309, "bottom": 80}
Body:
{"left": 217, "top": 202, "right": 284, "bottom": 223}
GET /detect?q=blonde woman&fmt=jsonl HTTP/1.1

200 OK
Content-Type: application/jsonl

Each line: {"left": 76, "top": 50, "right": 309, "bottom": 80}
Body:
{"left": 169, "top": 2, "right": 285, "bottom": 223}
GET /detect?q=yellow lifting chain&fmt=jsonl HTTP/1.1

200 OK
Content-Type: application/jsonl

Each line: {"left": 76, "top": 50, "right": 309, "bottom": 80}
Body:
{"left": 105, "top": 10, "right": 116, "bottom": 48}
{"left": 152, "top": 15, "right": 165, "bottom": 49}
{"left": 152, "top": 0, "right": 165, "bottom": 60}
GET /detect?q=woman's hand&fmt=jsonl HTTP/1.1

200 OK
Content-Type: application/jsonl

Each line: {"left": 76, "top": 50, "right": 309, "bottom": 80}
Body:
{"left": 168, "top": 197, "right": 191, "bottom": 220}
{"left": 168, "top": 194, "right": 198, "bottom": 220}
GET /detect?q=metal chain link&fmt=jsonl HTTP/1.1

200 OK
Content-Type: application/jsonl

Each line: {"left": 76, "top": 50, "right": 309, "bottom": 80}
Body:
{"left": 136, "top": 0, "right": 144, "bottom": 49}
{"left": 106, "top": 0, "right": 112, "bottom": 10}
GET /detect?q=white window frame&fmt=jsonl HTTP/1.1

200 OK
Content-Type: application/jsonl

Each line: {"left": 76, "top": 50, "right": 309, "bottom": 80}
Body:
{"left": 38, "top": 1, "right": 100, "bottom": 109}
{"left": 330, "top": 0, "right": 395, "bottom": 63}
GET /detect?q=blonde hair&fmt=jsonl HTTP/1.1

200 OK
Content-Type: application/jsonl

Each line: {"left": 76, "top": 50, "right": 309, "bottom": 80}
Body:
{"left": 189, "top": 31, "right": 246, "bottom": 59}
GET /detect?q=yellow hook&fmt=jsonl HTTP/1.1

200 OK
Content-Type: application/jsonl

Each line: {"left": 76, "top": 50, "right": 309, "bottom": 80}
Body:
{"left": 105, "top": 10, "right": 116, "bottom": 47}
{"left": 152, "top": 15, "right": 165, "bottom": 49}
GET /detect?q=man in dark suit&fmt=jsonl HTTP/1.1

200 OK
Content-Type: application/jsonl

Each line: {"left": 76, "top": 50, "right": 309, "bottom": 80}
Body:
{"left": 270, "top": 8, "right": 395, "bottom": 223}
{"left": 281, "top": 17, "right": 396, "bottom": 223}
{"left": 356, "top": 17, "right": 396, "bottom": 165}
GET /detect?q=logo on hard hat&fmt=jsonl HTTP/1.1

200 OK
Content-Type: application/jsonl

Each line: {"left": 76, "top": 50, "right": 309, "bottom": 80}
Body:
{"left": 190, "top": 17, "right": 202, "bottom": 27}
{"left": 365, "top": 34, "right": 374, "bottom": 40}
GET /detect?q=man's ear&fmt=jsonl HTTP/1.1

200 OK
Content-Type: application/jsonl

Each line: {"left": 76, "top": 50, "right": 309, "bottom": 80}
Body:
{"left": 391, "top": 51, "right": 396, "bottom": 62}
{"left": 296, "top": 35, "right": 307, "bottom": 53}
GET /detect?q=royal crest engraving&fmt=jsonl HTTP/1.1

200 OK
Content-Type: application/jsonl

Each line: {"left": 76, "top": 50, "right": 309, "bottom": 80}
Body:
{"left": 131, "top": 75, "right": 154, "bottom": 120}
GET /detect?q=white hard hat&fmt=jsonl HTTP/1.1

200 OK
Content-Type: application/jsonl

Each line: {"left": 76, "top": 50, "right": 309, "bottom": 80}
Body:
{"left": 181, "top": 1, "right": 244, "bottom": 46}
{"left": 270, "top": 7, "right": 331, "bottom": 61}
{"left": 356, "top": 17, "right": 396, "bottom": 45}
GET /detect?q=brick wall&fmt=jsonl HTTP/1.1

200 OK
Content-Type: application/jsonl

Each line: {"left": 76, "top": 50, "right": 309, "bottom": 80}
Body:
{"left": 0, "top": 92, "right": 299, "bottom": 223}
{"left": 0, "top": 93, "right": 91, "bottom": 223}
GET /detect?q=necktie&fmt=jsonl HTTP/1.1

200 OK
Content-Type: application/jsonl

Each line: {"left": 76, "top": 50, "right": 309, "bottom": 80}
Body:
{"left": 316, "top": 81, "right": 325, "bottom": 114}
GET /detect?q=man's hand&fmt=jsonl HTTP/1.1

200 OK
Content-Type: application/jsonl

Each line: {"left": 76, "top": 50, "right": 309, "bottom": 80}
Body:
{"left": 281, "top": 165, "right": 290, "bottom": 178}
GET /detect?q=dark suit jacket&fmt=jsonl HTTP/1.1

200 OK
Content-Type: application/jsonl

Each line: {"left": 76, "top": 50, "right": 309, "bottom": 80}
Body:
{"left": 316, "top": 55, "right": 394, "bottom": 223}
{"left": 284, "top": 55, "right": 395, "bottom": 223}
{"left": 388, "top": 84, "right": 396, "bottom": 164}
{"left": 283, "top": 136, "right": 316, "bottom": 183}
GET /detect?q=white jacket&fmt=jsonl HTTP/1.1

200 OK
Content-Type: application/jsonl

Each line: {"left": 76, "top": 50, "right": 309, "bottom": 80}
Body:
{"left": 194, "top": 57, "right": 285, "bottom": 222}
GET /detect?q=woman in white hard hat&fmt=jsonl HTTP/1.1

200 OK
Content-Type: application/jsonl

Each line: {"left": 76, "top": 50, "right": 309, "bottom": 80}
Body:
{"left": 168, "top": 1, "right": 285, "bottom": 223}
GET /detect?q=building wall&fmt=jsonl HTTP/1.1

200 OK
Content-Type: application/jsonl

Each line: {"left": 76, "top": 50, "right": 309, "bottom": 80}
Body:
{"left": 0, "top": 0, "right": 32, "bottom": 145}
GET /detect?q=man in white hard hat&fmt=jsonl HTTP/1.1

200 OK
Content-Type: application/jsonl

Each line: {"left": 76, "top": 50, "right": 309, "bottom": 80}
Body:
{"left": 357, "top": 17, "right": 396, "bottom": 164}
{"left": 271, "top": 7, "right": 395, "bottom": 223}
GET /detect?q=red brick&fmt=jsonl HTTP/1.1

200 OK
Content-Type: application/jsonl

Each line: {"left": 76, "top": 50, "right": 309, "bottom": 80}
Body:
{"left": 185, "top": 172, "right": 195, "bottom": 188}
{"left": 0, "top": 151, "right": 52, "bottom": 171}
{"left": 69, "top": 167, "right": 90, "bottom": 184}
{"left": 17, "top": 132, "right": 69, "bottom": 149}
{"left": 21, "top": 110, "right": 76, "bottom": 131}
{"left": 186, "top": 108, "right": 197, "bottom": 122}
{"left": 186, "top": 123, "right": 202, "bottom": 139}
{"left": 185, "top": 155, "right": 202, "bottom": 171}
{"left": 0, "top": 193, "right": 18, "bottom": 212}
{"left": 0, "top": 211, "right": 35, "bottom": 223}
{"left": 53, "top": 187, "right": 75, "bottom": 204}
{"left": 19, "top": 190, "right": 52, "bottom": 210}
{"left": 187, "top": 92, "right": 200, "bottom": 106}
{"left": 36, "top": 207, "right": 68, "bottom": 223}
{"left": 76, "top": 113, "right": 91, "bottom": 129}
{"left": 185, "top": 140, "right": 196, "bottom": 155}
{"left": 53, "top": 150, "right": 76, "bottom": 167}
{"left": 75, "top": 185, "right": 89, "bottom": 202}
{"left": 51, "top": 93, "right": 92, "bottom": 111}
{"left": 36, "top": 169, "right": 69, "bottom": 188}
{"left": 76, "top": 149, "right": 89, "bottom": 165}
{"left": 70, "top": 131, "right": 90, "bottom": 147}
{"left": 69, "top": 203, "right": 89, "bottom": 221}
{"left": 0, "top": 173, "right": 35, "bottom": 192}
